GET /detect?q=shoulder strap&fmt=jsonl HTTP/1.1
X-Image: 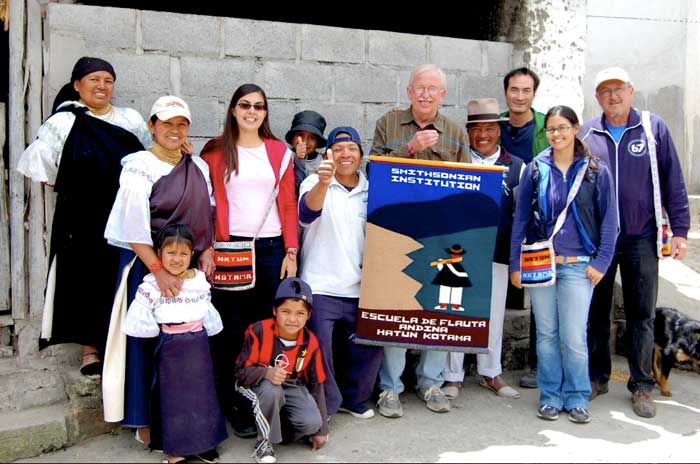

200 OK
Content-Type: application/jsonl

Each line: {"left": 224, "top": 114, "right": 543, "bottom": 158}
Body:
{"left": 549, "top": 159, "right": 589, "bottom": 240}
{"left": 253, "top": 149, "right": 293, "bottom": 239}
{"left": 641, "top": 111, "right": 664, "bottom": 258}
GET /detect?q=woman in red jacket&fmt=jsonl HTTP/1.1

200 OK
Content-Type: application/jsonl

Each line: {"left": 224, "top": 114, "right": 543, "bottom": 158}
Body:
{"left": 201, "top": 83, "right": 298, "bottom": 438}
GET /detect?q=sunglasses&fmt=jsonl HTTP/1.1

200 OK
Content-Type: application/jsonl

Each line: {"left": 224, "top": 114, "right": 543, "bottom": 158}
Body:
{"left": 236, "top": 101, "right": 267, "bottom": 112}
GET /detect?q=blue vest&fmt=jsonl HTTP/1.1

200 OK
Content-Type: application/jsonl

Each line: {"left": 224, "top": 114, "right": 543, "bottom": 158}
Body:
{"left": 528, "top": 157, "right": 602, "bottom": 255}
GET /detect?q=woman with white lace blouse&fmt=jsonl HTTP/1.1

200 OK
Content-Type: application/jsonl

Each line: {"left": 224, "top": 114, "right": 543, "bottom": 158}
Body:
{"left": 17, "top": 56, "right": 151, "bottom": 378}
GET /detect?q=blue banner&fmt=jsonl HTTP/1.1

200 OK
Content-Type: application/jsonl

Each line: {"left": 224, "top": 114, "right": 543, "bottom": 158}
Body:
{"left": 356, "top": 156, "right": 504, "bottom": 352}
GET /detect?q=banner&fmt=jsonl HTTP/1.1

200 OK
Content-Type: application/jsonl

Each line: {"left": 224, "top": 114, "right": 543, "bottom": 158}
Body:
{"left": 356, "top": 156, "right": 504, "bottom": 352}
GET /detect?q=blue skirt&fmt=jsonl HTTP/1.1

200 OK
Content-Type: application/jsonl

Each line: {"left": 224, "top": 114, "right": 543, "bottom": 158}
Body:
{"left": 152, "top": 329, "right": 227, "bottom": 455}
{"left": 116, "top": 248, "right": 151, "bottom": 428}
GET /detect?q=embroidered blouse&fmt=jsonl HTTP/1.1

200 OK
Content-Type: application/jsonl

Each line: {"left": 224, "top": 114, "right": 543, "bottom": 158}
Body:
{"left": 17, "top": 101, "right": 152, "bottom": 184}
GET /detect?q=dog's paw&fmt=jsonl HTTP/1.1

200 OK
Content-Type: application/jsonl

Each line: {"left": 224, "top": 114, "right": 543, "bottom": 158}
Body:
{"left": 660, "top": 389, "right": 672, "bottom": 397}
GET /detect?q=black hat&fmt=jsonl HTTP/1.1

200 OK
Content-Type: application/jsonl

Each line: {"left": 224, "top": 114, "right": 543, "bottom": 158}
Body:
{"left": 285, "top": 111, "right": 327, "bottom": 148}
{"left": 445, "top": 244, "right": 466, "bottom": 255}
{"left": 71, "top": 56, "right": 116, "bottom": 82}
{"left": 52, "top": 57, "right": 117, "bottom": 114}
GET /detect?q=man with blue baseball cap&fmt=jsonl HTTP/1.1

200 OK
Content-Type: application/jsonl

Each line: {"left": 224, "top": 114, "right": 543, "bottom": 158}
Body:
{"left": 298, "top": 126, "right": 384, "bottom": 420}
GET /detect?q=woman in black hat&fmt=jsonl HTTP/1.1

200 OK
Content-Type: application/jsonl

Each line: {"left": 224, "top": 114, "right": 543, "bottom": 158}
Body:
{"left": 430, "top": 244, "right": 472, "bottom": 311}
{"left": 17, "top": 56, "right": 152, "bottom": 377}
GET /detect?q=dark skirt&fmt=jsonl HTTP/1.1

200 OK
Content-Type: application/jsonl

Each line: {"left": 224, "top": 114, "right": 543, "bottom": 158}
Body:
{"left": 39, "top": 242, "right": 122, "bottom": 352}
{"left": 121, "top": 249, "right": 206, "bottom": 428}
{"left": 153, "top": 329, "right": 227, "bottom": 456}
{"left": 115, "top": 249, "right": 152, "bottom": 428}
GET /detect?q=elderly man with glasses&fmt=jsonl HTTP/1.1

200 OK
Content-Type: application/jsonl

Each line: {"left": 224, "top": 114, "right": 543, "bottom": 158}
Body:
{"left": 370, "top": 63, "right": 471, "bottom": 163}
{"left": 580, "top": 67, "right": 691, "bottom": 419}
{"left": 369, "top": 64, "right": 470, "bottom": 419}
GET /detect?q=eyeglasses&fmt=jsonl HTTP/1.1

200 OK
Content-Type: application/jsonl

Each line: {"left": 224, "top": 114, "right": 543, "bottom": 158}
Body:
{"left": 469, "top": 127, "right": 499, "bottom": 135}
{"left": 411, "top": 86, "right": 442, "bottom": 96}
{"left": 237, "top": 101, "right": 267, "bottom": 112}
{"left": 597, "top": 86, "right": 628, "bottom": 98}
{"left": 544, "top": 125, "right": 573, "bottom": 134}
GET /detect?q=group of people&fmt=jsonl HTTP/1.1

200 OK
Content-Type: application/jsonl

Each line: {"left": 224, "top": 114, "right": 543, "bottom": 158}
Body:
{"left": 17, "top": 56, "right": 690, "bottom": 463}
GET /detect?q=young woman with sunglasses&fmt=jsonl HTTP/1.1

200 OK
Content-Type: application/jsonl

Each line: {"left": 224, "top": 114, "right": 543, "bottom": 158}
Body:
{"left": 201, "top": 83, "right": 298, "bottom": 438}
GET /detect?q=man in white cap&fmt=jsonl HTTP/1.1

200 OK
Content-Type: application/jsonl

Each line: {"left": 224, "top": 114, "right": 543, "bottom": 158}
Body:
{"left": 441, "top": 98, "right": 523, "bottom": 401}
{"left": 580, "top": 67, "right": 690, "bottom": 418}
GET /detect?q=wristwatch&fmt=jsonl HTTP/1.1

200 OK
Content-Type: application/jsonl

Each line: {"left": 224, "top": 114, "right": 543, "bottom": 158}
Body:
{"left": 286, "top": 248, "right": 298, "bottom": 257}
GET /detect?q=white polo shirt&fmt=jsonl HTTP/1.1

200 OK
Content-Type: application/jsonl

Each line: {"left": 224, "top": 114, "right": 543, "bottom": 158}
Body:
{"left": 298, "top": 171, "right": 368, "bottom": 298}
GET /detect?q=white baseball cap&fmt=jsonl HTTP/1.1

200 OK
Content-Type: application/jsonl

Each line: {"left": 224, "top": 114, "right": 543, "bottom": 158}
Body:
{"left": 594, "top": 67, "right": 633, "bottom": 90}
{"left": 149, "top": 95, "right": 192, "bottom": 123}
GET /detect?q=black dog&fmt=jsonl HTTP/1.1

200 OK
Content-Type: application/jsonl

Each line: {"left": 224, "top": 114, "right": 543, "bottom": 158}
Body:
{"left": 653, "top": 307, "right": 700, "bottom": 396}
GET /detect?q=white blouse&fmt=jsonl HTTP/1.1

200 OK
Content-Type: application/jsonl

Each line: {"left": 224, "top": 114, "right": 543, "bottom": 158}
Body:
{"left": 17, "top": 101, "right": 152, "bottom": 185}
{"left": 104, "top": 150, "right": 214, "bottom": 250}
{"left": 121, "top": 270, "right": 223, "bottom": 338}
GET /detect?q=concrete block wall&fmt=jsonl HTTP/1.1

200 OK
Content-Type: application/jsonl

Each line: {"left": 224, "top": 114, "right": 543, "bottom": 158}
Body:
{"left": 43, "top": 3, "right": 513, "bottom": 155}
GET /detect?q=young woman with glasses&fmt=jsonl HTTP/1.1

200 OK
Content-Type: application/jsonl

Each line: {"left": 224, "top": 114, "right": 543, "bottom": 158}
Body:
{"left": 509, "top": 105, "right": 618, "bottom": 424}
{"left": 201, "top": 83, "right": 298, "bottom": 438}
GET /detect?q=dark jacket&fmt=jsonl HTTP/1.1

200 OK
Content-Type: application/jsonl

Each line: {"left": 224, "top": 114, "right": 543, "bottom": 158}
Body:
{"left": 579, "top": 108, "right": 690, "bottom": 249}
{"left": 510, "top": 145, "right": 618, "bottom": 274}
{"left": 493, "top": 148, "right": 524, "bottom": 265}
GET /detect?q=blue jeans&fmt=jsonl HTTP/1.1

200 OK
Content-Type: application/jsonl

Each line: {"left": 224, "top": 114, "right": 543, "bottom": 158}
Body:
{"left": 529, "top": 262, "right": 593, "bottom": 410}
{"left": 379, "top": 348, "right": 447, "bottom": 394}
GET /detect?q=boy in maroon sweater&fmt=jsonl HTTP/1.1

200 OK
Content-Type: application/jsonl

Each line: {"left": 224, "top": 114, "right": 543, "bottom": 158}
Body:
{"left": 235, "top": 277, "right": 329, "bottom": 463}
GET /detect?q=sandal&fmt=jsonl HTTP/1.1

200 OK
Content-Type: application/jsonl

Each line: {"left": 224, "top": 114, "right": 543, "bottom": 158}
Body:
{"left": 479, "top": 376, "right": 521, "bottom": 399}
{"left": 80, "top": 352, "right": 102, "bottom": 378}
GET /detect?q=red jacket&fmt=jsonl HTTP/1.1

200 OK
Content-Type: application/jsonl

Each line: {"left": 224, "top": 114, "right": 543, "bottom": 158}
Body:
{"left": 201, "top": 138, "right": 299, "bottom": 249}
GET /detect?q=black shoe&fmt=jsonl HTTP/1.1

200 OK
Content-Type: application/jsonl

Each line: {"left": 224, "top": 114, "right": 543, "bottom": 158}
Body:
{"left": 231, "top": 422, "right": 257, "bottom": 439}
{"left": 589, "top": 380, "right": 609, "bottom": 401}
{"left": 79, "top": 361, "right": 102, "bottom": 378}
{"left": 519, "top": 369, "right": 538, "bottom": 389}
{"left": 227, "top": 409, "right": 257, "bottom": 439}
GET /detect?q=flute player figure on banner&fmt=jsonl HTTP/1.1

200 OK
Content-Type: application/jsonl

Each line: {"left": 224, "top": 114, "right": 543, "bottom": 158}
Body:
{"left": 430, "top": 244, "right": 473, "bottom": 311}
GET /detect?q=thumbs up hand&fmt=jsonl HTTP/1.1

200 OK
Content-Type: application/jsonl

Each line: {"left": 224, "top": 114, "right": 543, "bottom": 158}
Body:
{"left": 317, "top": 148, "right": 336, "bottom": 186}
{"left": 295, "top": 135, "right": 307, "bottom": 159}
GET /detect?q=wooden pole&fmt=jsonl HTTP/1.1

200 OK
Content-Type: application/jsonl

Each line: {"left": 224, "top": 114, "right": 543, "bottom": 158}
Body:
{"left": 0, "top": 103, "right": 10, "bottom": 312}
{"left": 26, "top": 0, "right": 46, "bottom": 318}
{"left": 9, "top": 0, "right": 27, "bottom": 320}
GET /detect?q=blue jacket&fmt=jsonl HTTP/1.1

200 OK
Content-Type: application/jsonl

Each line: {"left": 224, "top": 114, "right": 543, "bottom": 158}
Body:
{"left": 509, "top": 146, "right": 618, "bottom": 274}
{"left": 579, "top": 109, "right": 690, "bottom": 245}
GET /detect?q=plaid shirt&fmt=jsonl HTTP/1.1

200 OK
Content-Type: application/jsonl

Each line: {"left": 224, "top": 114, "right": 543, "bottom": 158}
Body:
{"left": 370, "top": 107, "right": 471, "bottom": 163}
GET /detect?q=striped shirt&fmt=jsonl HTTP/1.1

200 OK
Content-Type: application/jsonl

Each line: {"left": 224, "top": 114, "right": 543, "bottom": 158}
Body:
{"left": 369, "top": 107, "right": 471, "bottom": 163}
{"left": 235, "top": 319, "right": 326, "bottom": 386}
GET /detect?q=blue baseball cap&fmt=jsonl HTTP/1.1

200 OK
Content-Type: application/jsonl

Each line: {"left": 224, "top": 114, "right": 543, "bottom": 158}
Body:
{"left": 326, "top": 126, "right": 363, "bottom": 155}
{"left": 274, "top": 277, "right": 313, "bottom": 307}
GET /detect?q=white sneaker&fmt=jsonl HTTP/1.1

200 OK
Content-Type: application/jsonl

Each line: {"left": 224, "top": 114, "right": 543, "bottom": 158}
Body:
{"left": 338, "top": 406, "right": 375, "bottom": 419}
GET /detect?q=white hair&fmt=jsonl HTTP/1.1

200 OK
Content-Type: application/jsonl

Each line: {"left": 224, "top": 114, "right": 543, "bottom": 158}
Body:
{"left": 409, "top": 64, "right": 446, "bottom": 88}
